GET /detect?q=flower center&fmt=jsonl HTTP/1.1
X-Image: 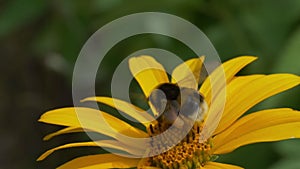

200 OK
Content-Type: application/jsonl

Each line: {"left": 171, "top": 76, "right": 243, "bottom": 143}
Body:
{"left": 145, "top": 121, "right": 214, "bottom": 169}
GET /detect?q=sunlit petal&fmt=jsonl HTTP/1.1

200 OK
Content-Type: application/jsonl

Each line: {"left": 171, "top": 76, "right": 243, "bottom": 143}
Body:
{"left": 82, "top": 97, "right": 155, "bottom": 125}
{"left": 214, "top": 74, "right": 300, "bottom": 134}
{"left": 199, "top": 56, "right": 257, "bottom": 141}
{"left": 210, "top": 75, "right": 265, "bottom": 135}
{"left": 129, "top": 55, "right": 169, "bottom": 97}
{"left": 200, "top": 56, "right": 257, "bottom": 104}
{"left": 171, "top": 56, "right": 205, "bottom": 89}
{"left": 57, "top": 154, "right": 139, "bottom": 169}
{"left": 38, "top": 107, "right": 148, "bottom": 140}
{"left": 37, "top": 140, "right": 140, "bottom": 161}
{"left": 204, "top": 162, "right": 244, "bottom": 169}
{"left": 214, "top": 108, "right": 300, "bottom": 154}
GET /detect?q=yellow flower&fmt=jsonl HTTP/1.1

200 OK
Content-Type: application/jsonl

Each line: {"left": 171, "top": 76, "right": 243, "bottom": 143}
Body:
{"left": 38, "top": 55, "right": 300, "bottom": 169}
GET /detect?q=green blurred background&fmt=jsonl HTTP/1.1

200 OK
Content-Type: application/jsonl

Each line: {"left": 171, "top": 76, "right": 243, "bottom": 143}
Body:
{"left": 1, "top": 0, "right": 300, "bottom": 169}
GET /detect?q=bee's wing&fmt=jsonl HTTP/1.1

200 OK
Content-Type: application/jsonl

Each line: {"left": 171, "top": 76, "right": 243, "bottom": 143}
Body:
{"left": 148, "top": 88, "right": 168, "bottom": 117}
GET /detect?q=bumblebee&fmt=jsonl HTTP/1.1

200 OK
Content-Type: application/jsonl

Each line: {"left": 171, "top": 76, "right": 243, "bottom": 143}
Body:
{"left": 149, "top": 83, "right": 208, "bottom": 131}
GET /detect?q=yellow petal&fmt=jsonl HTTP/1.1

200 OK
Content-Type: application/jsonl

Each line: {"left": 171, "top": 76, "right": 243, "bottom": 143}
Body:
{"left": 200, "top": 56, "right": 257, "bottom": 104}
{"left": 210, "top": 75, "right": 264, "bottom": 135}
{"left": 199, "top": 56, "right": 257, "bottom": 141}
{"left": 214, "top": 74, "right": 300, "bottom": 134}
{"left": 57, "top": 154, "right": 139, "bottom": 169}
{"left": 43, "top": 126, "right": 86, "bottom": 141}
{"left": 199, "top": 86, "right": 226, "bottom": 142}
{"left": 39, "top": 107, "right": 148, "bottom": 146}
{"left": 37, "top": 140, "right": 142, "bottom": 161}
{"left": 81, "top": 97, "right": 155, "bottom": 125}
{"left": 129, "top": 55, "right": 169, "bottom": 97}
{"left": 204, "top": 162, "right": 244, "bottom": 169}
{"left": 213, "top": 108, "right": 300, "bottom": 154}
{"left": 138, "top": 158, "right": 161, "bottom": 169}
{"left": 171, "top": 56, "right": 205, "bottom": 89}
{"left": 224, "top": 74, "right": 265, "bottom": 92}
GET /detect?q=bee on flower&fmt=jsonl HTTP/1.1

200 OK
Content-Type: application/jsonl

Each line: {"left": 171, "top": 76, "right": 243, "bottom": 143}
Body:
{"left": 38, "top": 55, "right": 300, "bottom": 169}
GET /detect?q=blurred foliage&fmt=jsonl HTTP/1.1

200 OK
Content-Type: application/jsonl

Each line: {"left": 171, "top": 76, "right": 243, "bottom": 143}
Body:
{"left": 1, "top": 0, "right": 300, "bottom": 169}
{"left": 269, "top": 139, "right": 300, "bottom": 169}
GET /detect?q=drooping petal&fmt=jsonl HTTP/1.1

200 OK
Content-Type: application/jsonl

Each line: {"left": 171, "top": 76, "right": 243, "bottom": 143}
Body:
{"left": 38, "top": 107, "right": 148, "bottom": 147}
{"left": 199, "top": 56, "right": 257, "bottom": 141}
{"left": 214, "top": 74, "right": 300, "bottom": 134}
{"left": 171, "top": 56, "right": 205, "bottom": 89}
{"left": 81, "top": 97, "right": 155, "bottom": 125}
{"left": 129, "top": 55, "right": 169, "bottom": 97}
{"left": 57, "top": 154, "right": 140, "bottom": 169}
{"left": 203, "top": 162, "right": 244, "bottom": 169}
{"left": 43, "top": 126, "right": 112, "bottom": 141}
{"left": 37, "top": 140, "right": 141, "bottom": 161}
{"left": 213, "top": 108, "right": 300, "bottom": 154}
{"left": 43, "top": 126, "right": 86, "bottom": 141}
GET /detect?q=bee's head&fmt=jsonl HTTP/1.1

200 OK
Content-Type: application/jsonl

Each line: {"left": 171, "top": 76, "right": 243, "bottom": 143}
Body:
{"left": 153, "top": 83, "right": 180, "bottom": 100}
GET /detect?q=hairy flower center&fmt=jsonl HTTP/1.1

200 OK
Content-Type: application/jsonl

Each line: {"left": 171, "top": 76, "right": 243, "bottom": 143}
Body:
{"left": 145, "top": 121, "right": 214, "bottom": 169}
